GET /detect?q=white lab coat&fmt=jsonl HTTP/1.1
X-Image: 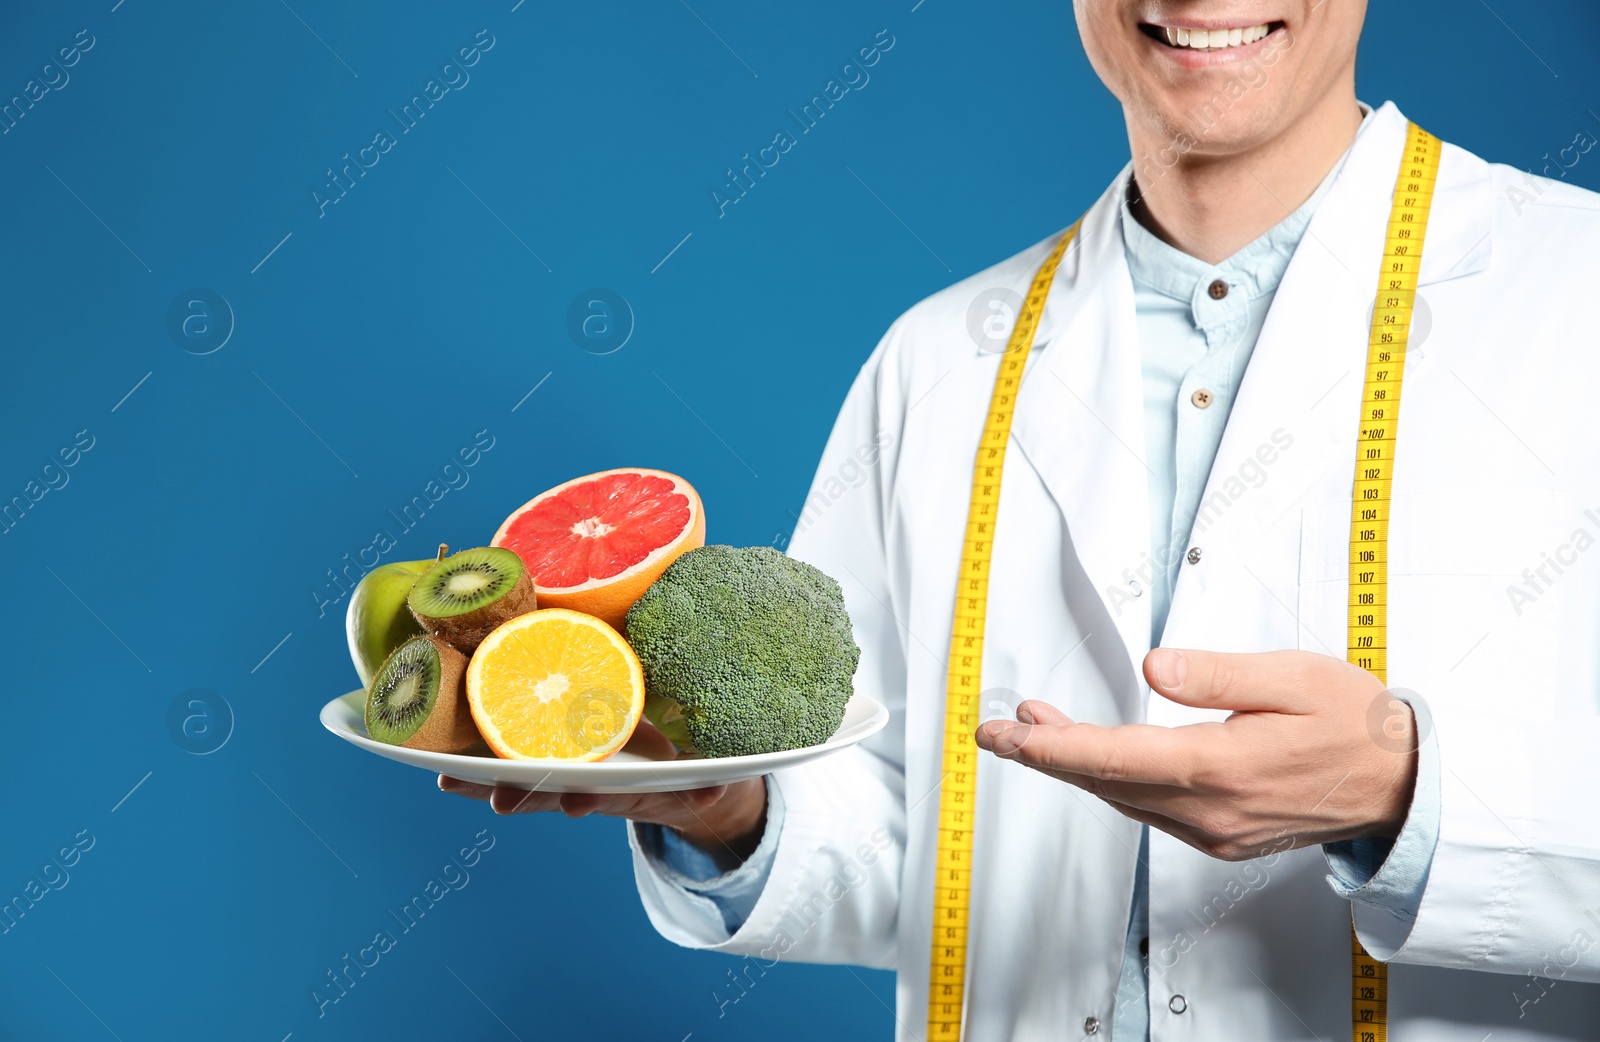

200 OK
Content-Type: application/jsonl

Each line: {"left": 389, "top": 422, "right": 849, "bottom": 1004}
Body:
{"left": 630, "top": 101, "right": 1600, "bottom": 1040}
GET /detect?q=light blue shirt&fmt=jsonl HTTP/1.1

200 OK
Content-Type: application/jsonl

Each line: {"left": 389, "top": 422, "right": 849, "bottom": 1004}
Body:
{"left": 640, "top": 105, "right": 1442, "bottom": 1036}
{"left": 1113, "top": 103, "right": 1439, "bottom": 1041}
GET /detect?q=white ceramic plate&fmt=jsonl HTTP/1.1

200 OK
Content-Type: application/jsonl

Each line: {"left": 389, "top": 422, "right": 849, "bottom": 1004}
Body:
{"left": 320, "top": 688, "right": 890, "bottom": 793}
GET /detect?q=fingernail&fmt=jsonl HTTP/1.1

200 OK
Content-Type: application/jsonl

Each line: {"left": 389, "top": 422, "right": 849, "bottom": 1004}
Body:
{"left": 1016, "top": 707, "right": 1035, "bottom": 725}
{"left": 438, "top": 776, "right": 454, "bottom": 791}
{"left": 1151, "top": 649, "right": 1186, "bottom": 689}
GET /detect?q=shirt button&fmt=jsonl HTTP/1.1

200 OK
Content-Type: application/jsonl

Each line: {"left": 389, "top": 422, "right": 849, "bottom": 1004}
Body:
{"left": 1190, "top": 388, "right": 1214, "bottom": 409}
{"left": 1128, "top": 579, "right": 1143, "bottom": 597}
{"left": 1208, "top": 279, "right": 1229, "bottom": 299}
{"left": 1084, "top": 1016, "right": 1101, "bottom": 1035}
{"left": 1186, "top": 546, "right": 1202, "bottom": 565}
{"left": 1169, "top": 994, "right": 1189, "bottom": 1014}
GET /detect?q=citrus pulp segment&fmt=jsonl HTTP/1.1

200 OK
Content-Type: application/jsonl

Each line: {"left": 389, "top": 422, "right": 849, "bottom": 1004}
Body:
{"left": 465, "top": 608, "right": 645, "bottom": 761}
{"left": 490, "top": 468, "right": 704, "bottom": 630}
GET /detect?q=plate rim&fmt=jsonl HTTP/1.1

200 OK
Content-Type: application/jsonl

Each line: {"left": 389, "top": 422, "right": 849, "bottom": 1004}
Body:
{"left": 319, "top": 686, "right": 889, "bottom": 789}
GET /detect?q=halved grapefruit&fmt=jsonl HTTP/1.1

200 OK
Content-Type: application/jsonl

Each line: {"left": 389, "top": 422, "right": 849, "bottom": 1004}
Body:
{"left": 490, "top": 468, "right": 704, "bottom": 631}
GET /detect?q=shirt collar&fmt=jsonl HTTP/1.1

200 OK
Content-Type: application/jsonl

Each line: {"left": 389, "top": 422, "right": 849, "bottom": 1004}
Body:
{"left": 1120, "top": 102, "right": 1376, "bottom": 305}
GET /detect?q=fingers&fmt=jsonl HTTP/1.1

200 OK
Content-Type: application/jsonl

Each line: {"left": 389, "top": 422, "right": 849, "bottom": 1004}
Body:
{"left": 976, "top": 718, "right": 1212, "bottom": 788}
{"left": 1144, "top": 648, "right": 1346, "bottom": 714}
{"left": 621, "top": 720, "right": 681, "bottom": 760}
{"left": 1101, "top": 796, "right": 1304, "bottom": 864}
{"left": 438, "top": 775, "right": 493, "bottom": 801}
{"left": 555, "top": 792, "right": 650, "bottom": 818}
{"left": 1015, "top": 700, "right": 1072, "bottom": 726}
{"left": 494, "top": 787, "right": 561, "bottom": 815}
{"left": 435, "top": 775, "right": 732, "bottom": 825}
{"left": 972, "top": 700, "right": 1071, "bottom": 758}
{"left": 437, "top": 776, "right": 561, "bottom": 814}
{"left": 1100, "top": 796, "right": 1189, "bottom": 837}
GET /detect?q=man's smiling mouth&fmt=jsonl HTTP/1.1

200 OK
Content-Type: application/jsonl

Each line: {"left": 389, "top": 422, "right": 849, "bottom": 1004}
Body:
{"left": 1138, "top": 21, "right": 1285, "bottom": 50}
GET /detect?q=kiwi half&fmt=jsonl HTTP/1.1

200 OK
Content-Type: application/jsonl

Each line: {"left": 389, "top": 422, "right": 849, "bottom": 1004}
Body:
{"left": 407, "top": 546, "right": 538, "bottom": 651}
{"left": 365, "top": 635, "right": 481, "bottom": 753}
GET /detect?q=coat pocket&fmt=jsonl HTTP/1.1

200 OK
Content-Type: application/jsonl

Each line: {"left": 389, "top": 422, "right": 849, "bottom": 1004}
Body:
{"left": 1297, "top": 488, "right": 1574, "bottom": 712}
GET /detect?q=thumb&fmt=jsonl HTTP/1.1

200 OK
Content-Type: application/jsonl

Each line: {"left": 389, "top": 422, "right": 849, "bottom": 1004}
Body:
{"left": 1143, "top": 648, "right": 1326, "bottom": 714}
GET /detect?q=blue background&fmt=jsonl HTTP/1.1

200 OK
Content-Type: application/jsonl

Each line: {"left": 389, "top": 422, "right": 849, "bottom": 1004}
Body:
{"left": 2, "top": 1, "right": 1597, "bottom": 1038}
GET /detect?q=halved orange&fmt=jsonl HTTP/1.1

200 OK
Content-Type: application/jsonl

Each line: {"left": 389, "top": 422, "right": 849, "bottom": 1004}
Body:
{"left": 490, "top": 468, "right": 704, "bottom": 632}
{"left": 465, "top": 609, "right": 645, "bottom": 761}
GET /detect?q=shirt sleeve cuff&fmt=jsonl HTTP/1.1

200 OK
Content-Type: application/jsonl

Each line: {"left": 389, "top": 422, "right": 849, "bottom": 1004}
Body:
{"left": 1322, "top": 689, "right": 1441, "bottom": 923}
{"left": 633, "top": 775, "right": 785, "bottom": 935}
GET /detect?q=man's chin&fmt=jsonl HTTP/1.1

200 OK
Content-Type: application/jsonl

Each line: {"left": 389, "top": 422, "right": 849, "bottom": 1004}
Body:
{"left": 1138, "top": 97, "right": 1285, "bottom": 160}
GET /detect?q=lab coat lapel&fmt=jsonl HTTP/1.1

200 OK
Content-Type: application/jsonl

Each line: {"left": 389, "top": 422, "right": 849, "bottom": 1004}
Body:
{"left": 1009, "top": 178, "right": 1154, "bottom": 675}
{"left": 1160, "top": 102, "right": 1494, "bottom": 647}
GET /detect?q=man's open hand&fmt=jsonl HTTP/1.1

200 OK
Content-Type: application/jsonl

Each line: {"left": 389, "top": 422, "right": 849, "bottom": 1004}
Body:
{"left": 974, "top": 648, "right": 1420, "bottom": 861}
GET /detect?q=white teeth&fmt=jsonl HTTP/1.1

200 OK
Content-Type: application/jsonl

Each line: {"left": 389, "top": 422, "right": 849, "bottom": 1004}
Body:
{"left": 1161, "top": 22, "right": 1271, "bottom": 49}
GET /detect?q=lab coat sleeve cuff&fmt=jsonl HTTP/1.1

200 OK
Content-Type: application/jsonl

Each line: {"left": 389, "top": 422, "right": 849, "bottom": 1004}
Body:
{"left": 1321, "top": 690, "right": 1440, "bottom": 947}
{"left": 629, "top": 775, "right": 784, "bottom": 942}
{"left": 1324, "top": 691, "right": 1440, "bottom": 928}
{"left": 632, "top": 776, "right": 785, "bottom": 936}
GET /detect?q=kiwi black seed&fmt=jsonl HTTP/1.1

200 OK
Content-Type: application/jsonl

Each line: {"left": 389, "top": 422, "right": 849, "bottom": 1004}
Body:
{"left": 407, "top": 546, "right": 538, "bottom": 652}
{"left": 364, "top": 635, "right": 481, "bottom": 753}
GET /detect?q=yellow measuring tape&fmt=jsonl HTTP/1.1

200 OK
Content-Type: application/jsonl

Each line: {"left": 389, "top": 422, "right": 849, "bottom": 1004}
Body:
{"left": 927, "top": 217, "right": 1081, "bottom": 1039}
{"left": 1346, "top": 121, "right": 1440, "bottom": 1042}
{"left": 928, "top": 123, "right": 1441, "bottom": 1041}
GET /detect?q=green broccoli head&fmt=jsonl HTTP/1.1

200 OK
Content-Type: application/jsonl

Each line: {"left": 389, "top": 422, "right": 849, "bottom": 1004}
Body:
{"left": 623, "top": 544, "right": 860, "bottom": 758}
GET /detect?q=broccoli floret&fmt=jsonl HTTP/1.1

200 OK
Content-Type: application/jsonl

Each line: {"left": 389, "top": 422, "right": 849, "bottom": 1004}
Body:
{"left": 623, "top": 545, "right": 860, "bottom": 758}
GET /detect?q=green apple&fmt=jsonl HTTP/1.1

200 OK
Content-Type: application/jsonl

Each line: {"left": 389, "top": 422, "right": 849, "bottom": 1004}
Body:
{"left": 345, "top": 556, "right": 437, "bottom": 686}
